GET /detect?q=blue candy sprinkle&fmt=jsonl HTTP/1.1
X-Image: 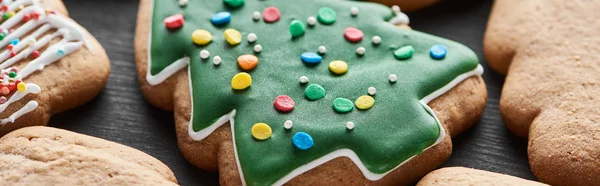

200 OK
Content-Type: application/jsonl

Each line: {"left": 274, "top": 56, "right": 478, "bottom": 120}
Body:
{"left": 430, "top": 44, "right": 448, "bottom": 60}
{"left": 211, "top": 12, "right": 231, "bottom": 26}
{"left": 292, "top": 132, "right": 314, "bottom": 150}
{"left": 10, "top": 39, "right": 19, "bottom": 45}
{"left": 56, "top": 49, "right": 65, "bottom": 57}
{"left": 301, "top": 52, "right": 322, "bottom": 64}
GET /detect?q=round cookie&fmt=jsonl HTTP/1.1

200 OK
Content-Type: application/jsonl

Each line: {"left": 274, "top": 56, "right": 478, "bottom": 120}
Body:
{"left": 0, "top": 126, "right": 177, "bottom": 185}
{"left": 0, "top": 0, "right": 110, "bottom": 135}
{"left": 484, "top": 0, "right": 600, "bottom": 185}
{"left": 135, "top": 0, "right": 487, "bottom": 185}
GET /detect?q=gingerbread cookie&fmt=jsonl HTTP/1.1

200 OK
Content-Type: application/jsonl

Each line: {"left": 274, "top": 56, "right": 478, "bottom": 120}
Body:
{"left": 484, "top": 0, "right": 600, "bottom": 185}
{"left": 417, "top": 167, "right": 547, "bottom": 186}
{"left": 0, "top": 126, "right": 177, "bottom": 185}
{"left": 135, "top": 0, "right": 487, "bottom": 185}
{"left": 0, "top": 0, "right": 110, "bottom": 135}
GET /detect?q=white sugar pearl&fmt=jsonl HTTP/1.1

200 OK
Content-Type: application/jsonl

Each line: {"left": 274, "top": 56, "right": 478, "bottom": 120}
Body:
{"left": 200, "top": 50, "right": 210, "bottom": 59}
{"left": 178, "top": 0, "right": 188, "bottom": 6}
{"left": 299, "top": 76, "right": 309, "bottom": 84}
{"left": 350, "top": 7, "right": 359, "bottom": 16}
{"left": 372, "top": 36, "right": 381, "bottom": 45}
{"left": 392, "top": 5, "right": 401, "bottom": 13}
{"left": 284, "top": 120, "right": 293, "bottom": 129}
{"left": 346, "top": 121, "right": 355, "bottom": 130}
{"left": 356, "top": 47, "right": 366, "bottom": 55}
{"left": 389, "top": 74, "right": 398, "bottom": 82}
{"left": 368, "top": 87, "right": 376, "bottom": 96}
{"left": 253, "top": 44, "right": 263, "bottom": 53}
{"left": 247, "top": 33, "right": 257, "bottom": 43}
{"left": 213, "top": 56, "right": 222, "bottom": 65}
{"left": 307, "top": 16, "right": 317, "bottom": 26}
{"left": 318, "top": 46, "right": 327, "bottom": 54}
{"left": 252, "top": 11, "right": 261, "bottom": 21}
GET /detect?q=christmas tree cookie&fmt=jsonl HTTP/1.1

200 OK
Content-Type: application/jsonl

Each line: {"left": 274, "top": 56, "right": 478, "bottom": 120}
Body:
{"left": 0, "top": 0, "right": 110, "bottom": 135}
{"left": 135, "top": 0, "right": 487, "bottom": 185}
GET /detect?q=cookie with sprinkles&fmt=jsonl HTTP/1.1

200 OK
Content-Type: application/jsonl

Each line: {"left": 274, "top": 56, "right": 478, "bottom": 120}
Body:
{"left": 0, "top": 0, "right": 109, "bottom": 135}
{"left": 135, "top": 0, "right": 487, "bottom": 185}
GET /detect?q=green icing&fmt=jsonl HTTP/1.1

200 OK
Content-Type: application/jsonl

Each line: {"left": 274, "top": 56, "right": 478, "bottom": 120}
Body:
{"left": 148, "top": 0, "right": 480, "bottom": 185}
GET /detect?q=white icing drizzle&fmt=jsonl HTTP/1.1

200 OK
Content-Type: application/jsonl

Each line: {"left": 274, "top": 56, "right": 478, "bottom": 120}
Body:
{"left": 188, "top": 65, "right": 484, "bottom": 186}
{"left": 0, "top": 100, "right": 38, "bottom": 125}
{"left": 0, "top": 83, "right": 40, "bottom": 113}
{"left": 0, "top": 0, "right": 87, "bottom": 125}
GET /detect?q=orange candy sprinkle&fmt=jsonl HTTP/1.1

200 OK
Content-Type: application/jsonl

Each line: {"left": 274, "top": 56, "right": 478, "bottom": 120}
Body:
{"left": 237, "top": 54, "right": 259, "bottom": 71}
{"left": 1, "top": 87, "right": 9, "bottom": 95}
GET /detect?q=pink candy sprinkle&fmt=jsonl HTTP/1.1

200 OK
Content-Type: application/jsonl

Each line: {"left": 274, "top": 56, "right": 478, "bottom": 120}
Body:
{"left": 0, "top": 96, "right": 6, "bottom": 104}
{"left": 344, "top": 27, "right": 364, "bottom": 43}
{"left": 262, "top": 7, "right": 280, "bottom": 23}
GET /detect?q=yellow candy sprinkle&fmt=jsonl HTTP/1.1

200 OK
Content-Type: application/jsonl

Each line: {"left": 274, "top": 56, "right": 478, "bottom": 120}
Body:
{"left": 224, "top": 28, "right": 241, "bottom": 45}
{"left": 328, "top": 60, "right": 348, "bottom": 75}
{"left": 191, "top": 29, "right": 212, "bottom": 45}
{"left": 251, "top": 123, "right": 272, "bottom": 140}
{"left": 7, "top": 11, "right": 15, "bottom": 18}
{"left": 355, "top": 95, "right": 375, "bottom": 110}
{"left": 17, "top": 82, "right": 26, "bottom": 92}
{"left": 231, "top": 72, "right": 252, "bottom": 90}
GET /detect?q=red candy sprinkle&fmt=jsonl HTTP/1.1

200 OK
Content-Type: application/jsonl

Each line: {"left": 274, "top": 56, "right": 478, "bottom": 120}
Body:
{"left": 1, "top": 6, "right": 7, "bottom": 11}
{"left": 31, "top": 50, "right": 40, "bottom": 58}
{"left": 9, "top": 51, "right": 16, "bottom": 57}
{"left": 7, "top": 44, "right": 13, "bottom": 51}
{"left": 344, "top": 27, "right": 364, "bottom": 43}
{"left": 8, "top": 82, "right": 14, "bottom": 91}
{"left": 164, "top": 14, "right": 184, "bottom": 29}
{"left": 23, "top": 13, "right": 31, "bottom": 22}
{"left": 274, "top": 95, "right": 295, "bottom": 112}
{"left": 262, "top": 7, "right": 280, "bottom": 23}
{"left": 32, "top": 12, "right": 40, "bottom": 20}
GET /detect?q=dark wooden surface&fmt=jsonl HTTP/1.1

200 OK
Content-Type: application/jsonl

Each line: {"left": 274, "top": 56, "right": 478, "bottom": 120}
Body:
{"left": 53, "top": 0, "right": 536, "bottom": 185}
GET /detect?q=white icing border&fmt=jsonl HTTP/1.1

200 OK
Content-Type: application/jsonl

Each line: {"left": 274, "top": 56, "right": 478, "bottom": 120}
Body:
{"left": 187, "top": 65, "right": 483, "bottom": 185}
{"left": 145, "top": 0, "right": 189, "bottom": 86}
{"left": 145, "top": 0, "right": 484, "bottom": 184}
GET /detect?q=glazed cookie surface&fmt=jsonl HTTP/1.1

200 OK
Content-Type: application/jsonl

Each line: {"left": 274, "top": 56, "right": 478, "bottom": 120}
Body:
{"left": 417, "top": 167, "right": 547, "bottom": 186}
{"left": 484, "top": 0, "right": 600, "bottom": 185}
{"left": 0, "top": 126, "right": 178, "bottom": 185}
{"left": 0, "top": 0, "right": 110, "bottom": 135}
{"left": 135, "top": 0, "right": 487, "bottom": 185}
